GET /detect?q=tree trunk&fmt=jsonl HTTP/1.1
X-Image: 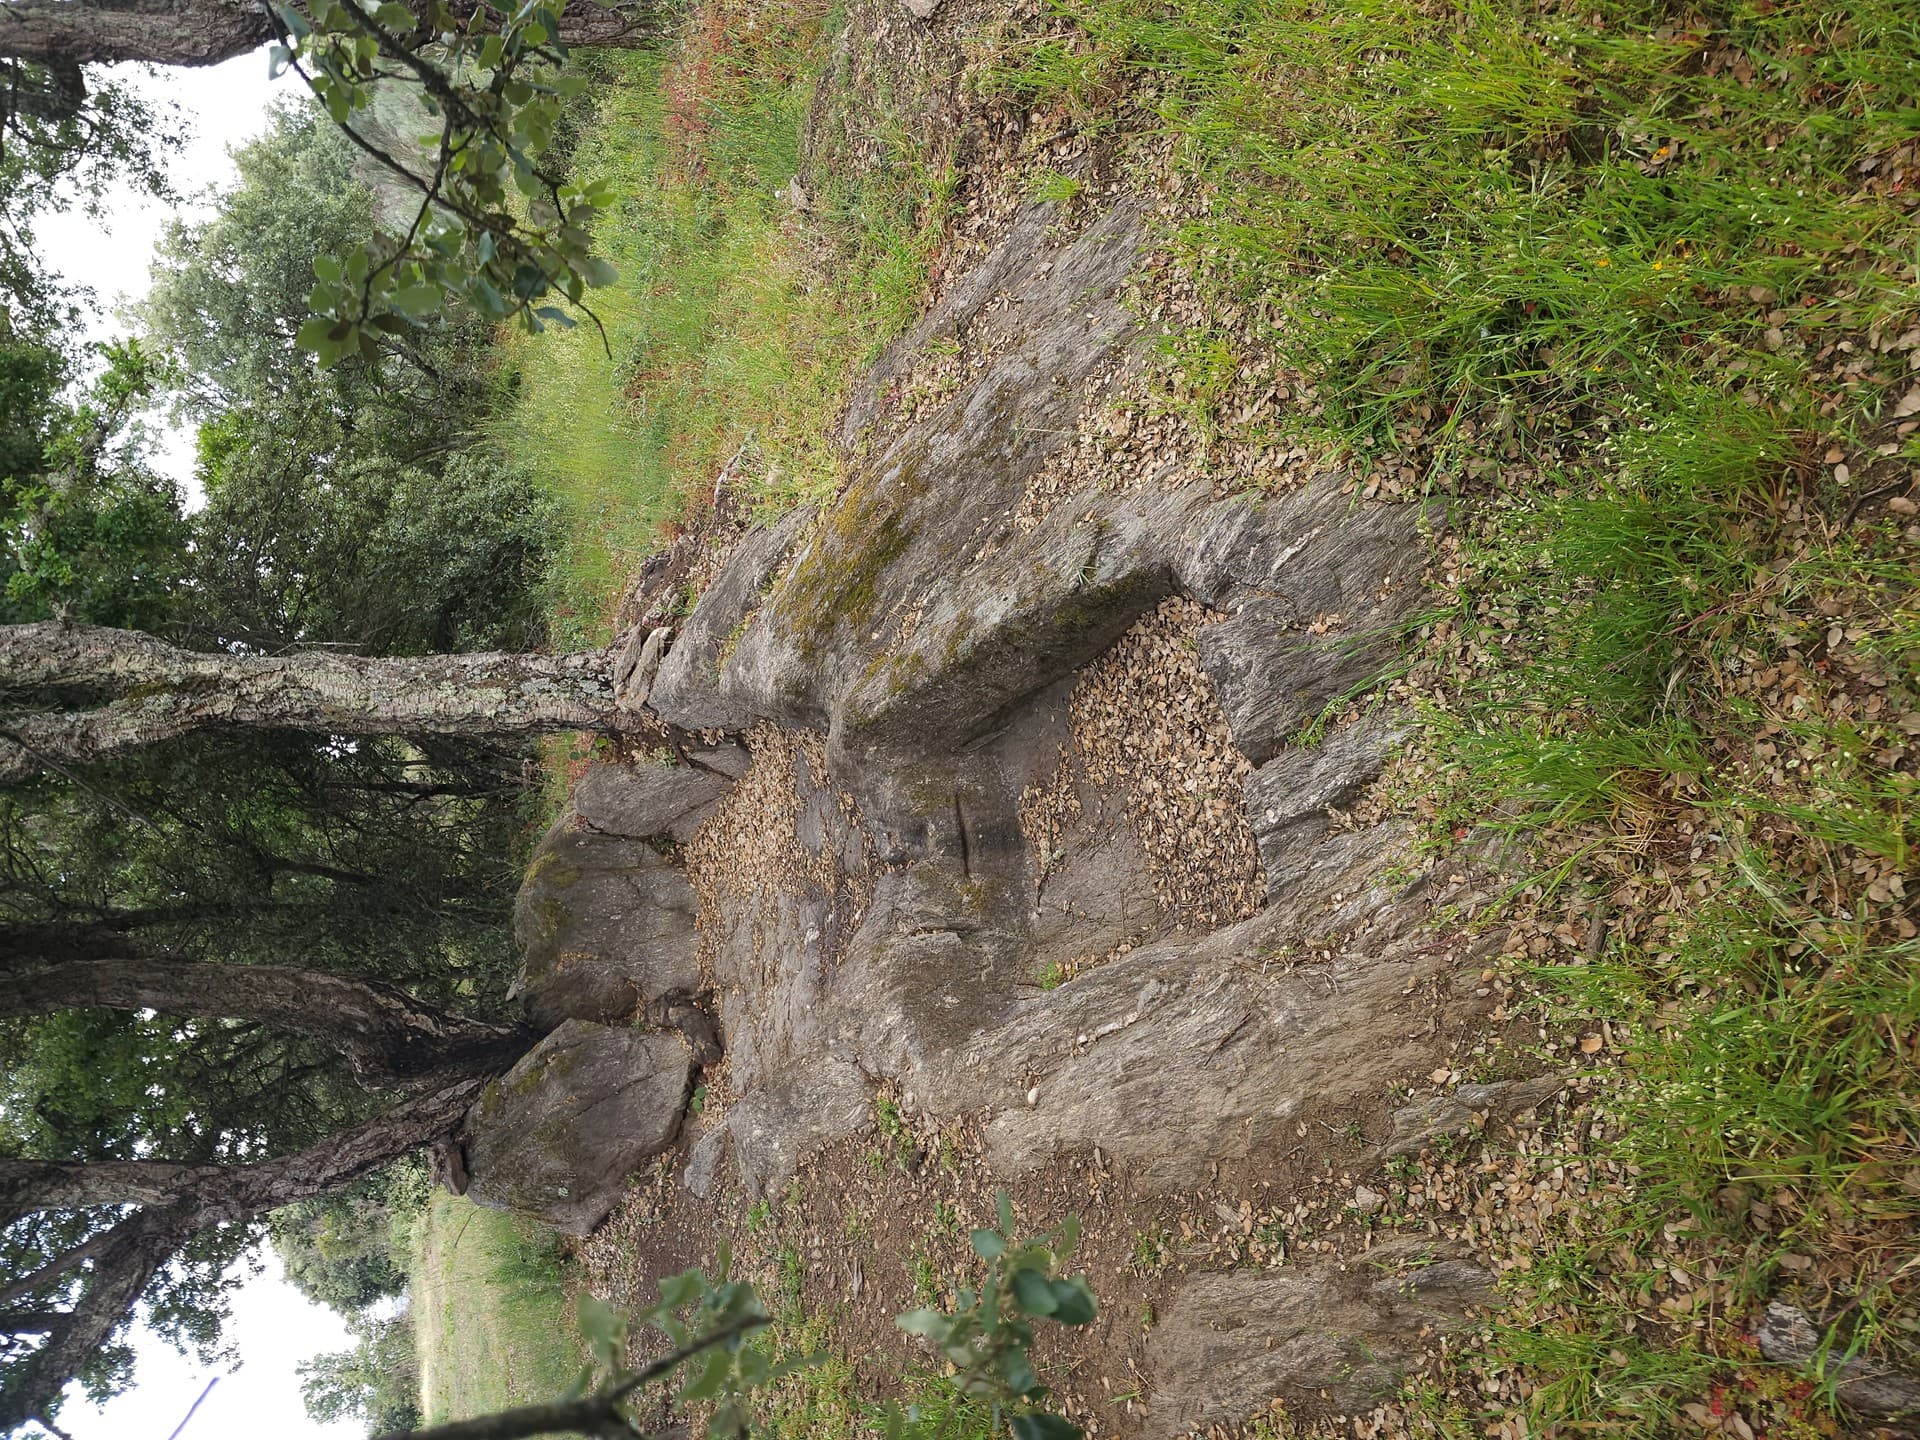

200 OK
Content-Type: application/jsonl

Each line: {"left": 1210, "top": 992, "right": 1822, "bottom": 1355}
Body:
{"left": 0, "top": 1077, "right": 491, "bottom": 1431}
{"left": 0, "top": 1159, "right": 234, "bottom": 1218}
{"left": 0, "top": 0, "right": 667, "bottom": 69}
{"left": 0, "top": 621, "right": 629, "bottom": 782}
{"left": 0, "top": 952, "right": 533, "bottom": 1090}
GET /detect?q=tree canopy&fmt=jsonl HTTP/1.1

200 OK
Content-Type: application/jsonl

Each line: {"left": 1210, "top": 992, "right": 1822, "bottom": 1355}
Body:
{"left": 0, "top": 69, "right": 601, "bottom": 1431}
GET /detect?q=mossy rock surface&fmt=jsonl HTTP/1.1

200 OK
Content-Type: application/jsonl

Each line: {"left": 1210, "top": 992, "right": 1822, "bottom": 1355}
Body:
{"left": 463, "top": 1020, "right": 693, "bottom": 1236}
{"left": 511, "top": 761, "right": 724, "bottom": 1030}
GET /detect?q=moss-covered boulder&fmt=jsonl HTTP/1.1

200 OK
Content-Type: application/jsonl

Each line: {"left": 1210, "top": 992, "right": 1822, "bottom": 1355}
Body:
{"left": 511, "top": 761, "right": 730, "bottom": 1030}
{"left": 462, "top": 1020, "right": 692, "bottom": 1235}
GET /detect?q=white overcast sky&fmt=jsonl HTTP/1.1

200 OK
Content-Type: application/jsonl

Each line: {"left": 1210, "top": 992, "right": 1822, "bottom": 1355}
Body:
{"left": 34, "top": 51, "right": 371, "bottom": 1440}
{"left": 37, "top": 49, "right": 292, "bottom": 489}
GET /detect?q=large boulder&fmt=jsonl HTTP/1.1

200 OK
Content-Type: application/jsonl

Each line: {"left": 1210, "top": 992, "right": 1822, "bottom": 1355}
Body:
{"left": 463, "top": 1021, "right": 693, "bottom": 1235}
{"left": 1148, "top": 1240, "right": 1496, "bottom": 1430}
{"left": 512, "top": 760, "right": 730, "bottom": 1030}
{"left": 569, "top": 759, "right": 733, "bottom": 844}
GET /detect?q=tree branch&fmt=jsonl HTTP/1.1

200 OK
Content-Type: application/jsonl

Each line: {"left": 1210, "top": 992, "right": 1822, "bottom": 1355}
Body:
{"left": 0, "top": 0, "right": 667, "bottom": 68}
{"left": 370, "top": 1313, "right": 770, "bottom": 1440}
{"left": 0, "top": 622, "right": 628, "bottom": 782}
{"left": 0, "top": 951, "right": 532, "bottom": 1090}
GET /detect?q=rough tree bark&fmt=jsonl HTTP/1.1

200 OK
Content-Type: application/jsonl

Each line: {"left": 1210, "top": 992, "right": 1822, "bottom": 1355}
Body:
{"left": 0, "top": 621, "right": 634, "bottom": 782}
{"left": 0, "top": 951, "right": 534, "bottom": 1089}
{"left": 0, "top": 1076, "right": 490, "bottom": 1433}
{"left": 0, "top": 0, "right": 667, "bottom": 70}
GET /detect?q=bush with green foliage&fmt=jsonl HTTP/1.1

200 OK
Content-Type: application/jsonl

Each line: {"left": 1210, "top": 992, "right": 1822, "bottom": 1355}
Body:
{"left": 301, "top": 1312, "right": 423, "bottom": 1435}
{"left": 525, "top": 1198, "right": 1099, "bottom": 1440}
{"left": 264, "top": 0, "right": 624, "bottom": 359}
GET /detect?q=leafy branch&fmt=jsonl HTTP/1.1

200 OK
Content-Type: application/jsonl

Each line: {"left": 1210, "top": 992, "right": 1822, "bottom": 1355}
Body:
{"left": 370, "top": 1197, "right": 1098, "bottom": 1440}
{"left": 259, "top": 0, "right": 622, "bottom": 368}
{"left": 894, "top": 1193, "right": 1098, "bottom": 1440}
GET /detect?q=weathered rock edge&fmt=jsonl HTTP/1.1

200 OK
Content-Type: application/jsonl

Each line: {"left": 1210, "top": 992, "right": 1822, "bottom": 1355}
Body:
{"left": 462, "top": 1020, "right": 694, "bottom": 1236}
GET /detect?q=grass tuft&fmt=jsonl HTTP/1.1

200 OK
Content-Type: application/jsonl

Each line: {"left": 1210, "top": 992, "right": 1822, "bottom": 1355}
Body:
{"left": 408, "top": 1194, "right": 581, "bottom": 1426}
{"left": 501, "top": 0, "right": 953, "bottom": 646}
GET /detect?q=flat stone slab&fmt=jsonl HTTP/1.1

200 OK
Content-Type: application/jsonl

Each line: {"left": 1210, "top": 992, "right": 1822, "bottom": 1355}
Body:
{"left": 1149, "top": 1239, "right": 1495, "bottom": 1430}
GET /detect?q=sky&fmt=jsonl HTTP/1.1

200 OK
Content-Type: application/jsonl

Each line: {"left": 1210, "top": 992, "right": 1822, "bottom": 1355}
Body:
{"left": 33, "top": 52, "right": 376, "bottom": 1440}
{"left": 58, "top": 1252, "right": 361, "bottom": 1440}
{"left": 36, "top": 50, "right": 292, "bottom": 489}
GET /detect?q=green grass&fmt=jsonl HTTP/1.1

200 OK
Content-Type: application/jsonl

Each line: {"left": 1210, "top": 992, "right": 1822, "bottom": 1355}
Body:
{"left": 409, "top": 1194, "right": 582, "bottom": 1426}
{"left": 749, "top": 1305, "right": 1003, "bottom": 1440}
{"left": 994, "top": 0, "right": 1920, "bottom": 1427}
{"left": 500, "top": 0, "right": 953, "bottom": 646}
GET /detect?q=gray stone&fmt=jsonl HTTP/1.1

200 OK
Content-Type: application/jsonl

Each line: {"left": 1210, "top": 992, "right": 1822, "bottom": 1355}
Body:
{"left": 972, "top": 901, "right": 1479, "bottom": 1190}
{"left": 1247, "top": 715, "right": 1408, "bottom": 899}
{"left": 622, "top": 193, "right": 1479, "bottom": 1198}
{"left": 571, "top": 760, "right": 731, "bottom": 845}
{"left": 1757, "top": 1302, "right": 1920, "bottom": 1421}
{"left": 1179, "top": 490, "right": 1431, "bottom": 766}
{"left": 682, "top": 1115, "right": 732, "bottom": 1199}
{"left": 464, "top": 1022, "right": 693, "bottom": 1235}
{"left": 1377, "top": 1074, "right": 1568, "bottom": 1159}
{"left": 512, "top": 821, "right": 702, "bottom": 1030}
{"left": 1148, "top": 1239, "right": 1495, "bottom": 1430}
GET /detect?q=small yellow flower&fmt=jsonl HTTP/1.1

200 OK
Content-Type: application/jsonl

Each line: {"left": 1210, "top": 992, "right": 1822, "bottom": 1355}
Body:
{"left": 1595, "top": 256, "right": 1610, "bottom": 267}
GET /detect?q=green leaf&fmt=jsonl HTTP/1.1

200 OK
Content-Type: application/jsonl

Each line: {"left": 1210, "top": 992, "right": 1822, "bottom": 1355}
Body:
{"left": 392, "top": 283, "right": 442, "bottom": 316}
{"left": 373, "top": 2, "right": 413, "bottom": 25}
{"left": 293, "top": 316, "right": 336, "bottom": 354}
{"left": 736, "top": 1346, "right": 770, "bottom": 1388}
{"left": 1011, "top": 1268, "right": 1058, "bottom": 1317}
{"left": 998, "top": 1348, "right": 1039, "bottom": 1398}
{"left": 1048, "top": 1277, "right": 1097, "bottom": 1326}
{"left": 997, "top": 1191, "right": 1015, "bottom": 1233}
{"left": 657, "top": 1272, "right": 699, "bottom": 1310}
{"left": 276, "top": 5, "right": 311, "bottom": 38}
{"left": 580, "top": 256, "right": 619, "bottom": 288}
{"left": 1010, "top": 1413, "right": 1082, "bottom": 1440}
{"left": 971, "top": 1229, "right": 1006, "bottom": 1261}
{"left": 576, "top": 1293, "right": 625, "bottom": 1349}
{"left": 679, "top": 1348, "right": 731, "bottom": 1402}
{"left": 897, "top": 1309, "right": 948, "bottom": 1338}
